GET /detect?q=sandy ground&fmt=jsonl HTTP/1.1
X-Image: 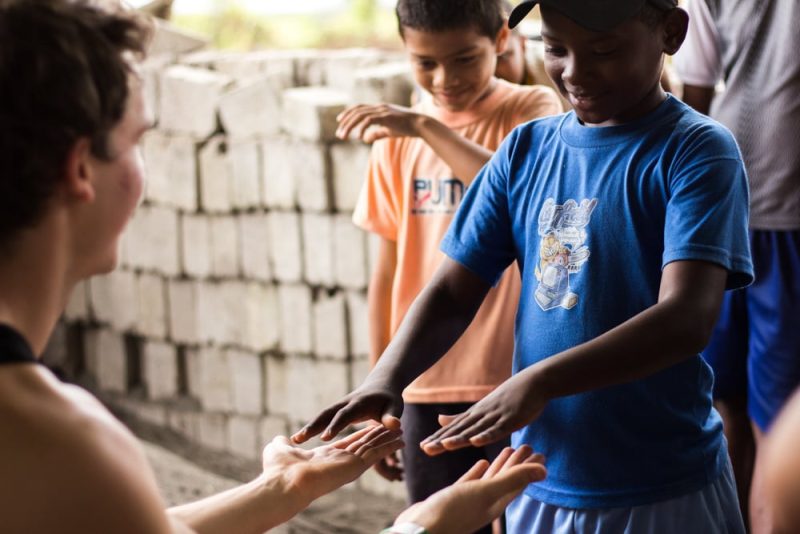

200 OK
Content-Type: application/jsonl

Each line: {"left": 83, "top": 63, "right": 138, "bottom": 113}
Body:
{"left": 135, "top": 418, "right": 406, "bottom": 533}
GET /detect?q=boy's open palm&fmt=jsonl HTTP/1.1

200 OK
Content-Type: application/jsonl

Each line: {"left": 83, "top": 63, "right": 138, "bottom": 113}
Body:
{"left": 420, "top": 370, "right": 547, "bottom": 456}
{"left": 336, "top": 103, "right": 425, "bottom": 143}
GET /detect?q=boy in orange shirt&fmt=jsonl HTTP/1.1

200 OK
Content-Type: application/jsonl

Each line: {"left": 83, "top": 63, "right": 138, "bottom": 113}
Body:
{"left": 335, "top": 0, "right": 561, "bottom": 525}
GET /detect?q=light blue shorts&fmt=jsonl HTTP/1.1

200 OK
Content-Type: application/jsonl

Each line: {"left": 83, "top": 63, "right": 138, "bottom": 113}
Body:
{"left": 506, "top": 459, "right": 745, "bottom": 534}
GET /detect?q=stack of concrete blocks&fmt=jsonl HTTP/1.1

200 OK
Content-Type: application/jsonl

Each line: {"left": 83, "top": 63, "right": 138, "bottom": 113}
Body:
{"left": 54, "top": 43, "right": 413, "bottom": 500}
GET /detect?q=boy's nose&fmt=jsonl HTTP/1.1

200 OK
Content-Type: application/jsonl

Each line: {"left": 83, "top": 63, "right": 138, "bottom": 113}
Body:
{"left": 434, "top": 67, "right": 460, "bottom": 90}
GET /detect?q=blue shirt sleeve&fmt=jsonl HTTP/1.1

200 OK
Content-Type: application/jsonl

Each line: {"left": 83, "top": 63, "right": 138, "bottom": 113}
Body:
{"left": 663, "top": 127, "right": 754, "bottom": 289}
{"left": 440, "top": 130, "right": 518, "bottom": 286}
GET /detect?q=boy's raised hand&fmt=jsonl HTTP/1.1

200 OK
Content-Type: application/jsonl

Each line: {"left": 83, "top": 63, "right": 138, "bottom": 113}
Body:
{"left": 420, "top": 369, "right": 548, "bottom": 456}
{"left": 336, "top": 103, "right": 426, "bottom": 143}
{"left": 291, "top": 382, "right": 404, "bottom": 444}
{"left": 392, "top": 445, "right": 547, "bottom": 534}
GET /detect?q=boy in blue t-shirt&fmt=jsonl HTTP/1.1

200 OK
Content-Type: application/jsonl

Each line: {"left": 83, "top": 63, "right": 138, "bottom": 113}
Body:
{"left": 293, "top": 1, "right": 752, "bottom": 531}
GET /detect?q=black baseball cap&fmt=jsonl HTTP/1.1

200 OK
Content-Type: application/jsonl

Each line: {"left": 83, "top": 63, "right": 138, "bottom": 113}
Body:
{"left": 509, "top": 0, "right": 678, "bottom": 32}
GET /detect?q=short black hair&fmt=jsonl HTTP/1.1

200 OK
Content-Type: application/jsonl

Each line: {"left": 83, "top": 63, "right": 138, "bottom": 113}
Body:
{"left": 636, "top": 2, "right": 670, "bottom": 29}
{"left": 0, "top": 0, "right": 151, "bottom": 247}
{"left": 396, "top": 0, "right": 505, "bottom": 40}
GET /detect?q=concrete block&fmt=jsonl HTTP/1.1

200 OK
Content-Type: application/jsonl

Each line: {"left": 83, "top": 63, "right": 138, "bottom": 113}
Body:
{"left": 261, "top": 137, "right": 295, "bottom": 209}
{"left": 124, "top": 206, "right": 180, "bottom": 276}
{"left": 281, "top": 86, "right": 349, "bottom": 142}
{"left": 196, "top": 282, "right": 240, "bottom": 345}
{"left": 228, "top": 349, "right": 263, "bottom": 415}
{"left": 350, "top": 356, "right": 370, "bottom": 391}
{"left": 301, "top": 213, "right": 334, "bottom": 286}
{"left": 259, "top": 416, "right": 289, "bottom": 444}
{"left": 323, "top": 49, "right": 384, "bottom": 92}
{"left": 267, "top": 211, "right": 303, "bottom": 283}
{"left": 140, "top": 55, "right": 172, "bottom": 125}
{"left": 168, "top": 409, "right": 202, "bottom": 442}
{"left": 264, "top": 355, "right": 288, "bottom": 416}
{"left": 198, "top": 346, "right": 232, "bottom": 411}
{"left": 64, "top": 281, "right": 90, "bottom": 322}
{"left": 228, "top": 140, "right": 262, "bottom": 210}
{"left": 167, "top": 279, "right": 200, "bottom": 345}
{"left": 86, "top": 328, "right": 127, "bottom": 393}
{"left": 313, "top": 292, "right": 348, "bottom": 360}
{"left": 330, "top": 142, "right": 370, "bottom": 212}
{"left": 352, "top": 62, "right": 414, "bottom": 106}
{"left": 180, "top": 214, "right": 212, "bottom": 278}
{"left": 159, "top": 65, "right": 232, "bottom": 139}
{"left": 292, "top": 50, "right": 328, "bottom": 87}
{"left": 277, "top": 284, "right": 313, "bottom": 354}
{"left": 198, "top": 412, "right": 229, "bottom": 451}
{"left": 143, "top": 340, "right": 178, "bottom": 400}
{"left": 210, "top": 216, "right": 240, "bottom": 277}
{"left": 89, "top": 270, "right": 138, "bottom": 331}
{"left": 346, "top": 291, "right": 369, "bottom": 359}
{"left": 199, "top": 136, "right": 233, "bottom": 213}
{"left": 218, "top": 75, "right": 282, "bottom": 139}
{"left": 136, "top": 273, "right": 168, "bottom": 339}
{"left": 148, "top": 19, "right": 207, "bottom": 56}
{"left": 290, "top": 140, "right": 331, "bottom": 212}
{"left": 142, "top": 131, "right": 198, "bottom": 211}
{"left": 238, "top": 213, "right": 272, "bottom": 282}
{"left": 115, "top": 397, "right": 169, "bottom": 427}
{"left": 241, "top": 282, "right": 280, "bottom": 352}
{"left": 212, "top": 51, "right": 295, "bottom": 89}
{"left": 286, "top": 356, "right": 349, "bottom": 423}
{"left": 333, "top": 215, "right": 368, "bottom": 289}
{"left": 228, "top": 415, "right": 260, "bottom": 460}
{"left": 184, "top": 347, "right": 202, "bottom": 399}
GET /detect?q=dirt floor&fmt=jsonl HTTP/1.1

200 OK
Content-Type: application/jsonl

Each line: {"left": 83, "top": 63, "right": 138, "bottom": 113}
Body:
{"left": 127, "top": 414, "right": 407, "bottom": 533}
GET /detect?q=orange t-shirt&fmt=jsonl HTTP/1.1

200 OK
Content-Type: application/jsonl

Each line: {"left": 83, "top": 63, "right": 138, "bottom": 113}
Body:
{"left": 353, "top": 79, "right": 562, "bottom": 403}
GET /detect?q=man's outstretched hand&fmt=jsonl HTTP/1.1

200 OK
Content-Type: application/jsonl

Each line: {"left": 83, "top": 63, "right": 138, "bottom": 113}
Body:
{"left": 291, "top": 384, "right": 403, "bottom": 444}
{"left": 263, "top": 425, "right": 404, "bottom": 506}
{"left": 393, "top": 445, "right": 547, "bottom": 534}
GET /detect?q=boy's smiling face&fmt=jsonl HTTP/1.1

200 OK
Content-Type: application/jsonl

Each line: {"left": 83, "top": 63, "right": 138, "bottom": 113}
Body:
{"left": 541, "top": 5, "right": 686, "bottom": 127}
{"left": 404, "top": 25, "right": 508, "bottom": 112}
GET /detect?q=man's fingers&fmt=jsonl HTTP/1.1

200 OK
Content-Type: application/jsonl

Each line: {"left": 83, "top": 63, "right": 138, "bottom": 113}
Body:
{"left": 421, "top": 411, "right": 474, "bottom": 445}
{"left": 359, "top": 435, "right": 405, "bottom": 464}
{"left": 482, "top": 463, "right": 547, "bottom": 514}
{"left": 333, "top": 425, "right": 381, "bottom": 449}
{"left": 482, "top": 446, "right": 516, "bottom": 479}
{"left": 291, "top": 403, "right": 348, "bottom": 443}
{"left": 456, "top": 458, "right": 491, "bottom": 483}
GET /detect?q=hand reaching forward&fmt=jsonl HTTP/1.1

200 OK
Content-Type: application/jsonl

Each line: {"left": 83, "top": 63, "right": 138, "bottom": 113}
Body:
{"left": 291, "top": 383, "right": 403, "bottom": 444}
{"left": 420, "top": 370, "right": 548, "bottom": 456}
{"left": 336, "top": 103, "right": 426, "bottom": 143}
{"left": 393, "top": 445, "right": 547, "bottom": 534}
{"left": 263, "top": 425, "right": 404, "bottom": 505}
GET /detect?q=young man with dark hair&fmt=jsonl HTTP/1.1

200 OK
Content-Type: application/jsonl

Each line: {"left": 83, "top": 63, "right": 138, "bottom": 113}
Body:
{"left": 296, "top": 0, "right": 752, "bottom": 532}
{"left": 333, "top": 1, "right": 561, "bottom": 528}
{"left": 0, "top": 1, "right": 546, "bottom": 533}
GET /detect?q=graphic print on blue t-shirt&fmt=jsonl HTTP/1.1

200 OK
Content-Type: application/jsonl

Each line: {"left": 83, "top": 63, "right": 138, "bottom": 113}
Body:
{"left": 411, "top": 177, "right": 466, "bottom": 215}
{"left": 534, "top": 198, "right": 597, "bottom": 311}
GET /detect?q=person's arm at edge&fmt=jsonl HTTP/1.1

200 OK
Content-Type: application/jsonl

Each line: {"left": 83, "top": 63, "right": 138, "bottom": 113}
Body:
{"left": 424, "top": 259, "right": 728, "bottom": 451}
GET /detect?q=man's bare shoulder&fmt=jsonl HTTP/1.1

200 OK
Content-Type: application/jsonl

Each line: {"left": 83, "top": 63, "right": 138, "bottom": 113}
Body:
{"left": 0, "top": 366, "right": 172, "bottom": 534}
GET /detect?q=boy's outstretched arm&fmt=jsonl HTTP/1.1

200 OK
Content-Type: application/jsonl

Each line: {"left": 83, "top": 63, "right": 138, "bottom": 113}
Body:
{"left": 336, "top": 103, "right": 493, "bottom": 181}
{"left": 422, "top": 259, "right": 727, "bottom": 454}
{"left": 291, "top": 258, "right": 492, "bottom": 444}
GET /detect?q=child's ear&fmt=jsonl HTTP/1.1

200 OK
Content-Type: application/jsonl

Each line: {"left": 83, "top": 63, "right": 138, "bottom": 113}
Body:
{"left": 495, "top": 23, "right": 511, "bottom": 55}
{"left": 662, "top": 7, "right": 689, "bottom": 56}
{"left": 63, "top": 138, "right": 96, "bottom": 203}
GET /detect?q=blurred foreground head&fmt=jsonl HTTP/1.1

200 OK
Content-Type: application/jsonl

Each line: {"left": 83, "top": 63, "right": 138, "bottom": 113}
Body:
{"left": 0, "top": 0, "right": 151, "bottom": 251}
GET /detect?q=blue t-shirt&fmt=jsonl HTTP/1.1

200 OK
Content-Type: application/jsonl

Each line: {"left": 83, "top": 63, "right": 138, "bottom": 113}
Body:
{"left": 441, "top": 96, "right": 754, "bottom": 509}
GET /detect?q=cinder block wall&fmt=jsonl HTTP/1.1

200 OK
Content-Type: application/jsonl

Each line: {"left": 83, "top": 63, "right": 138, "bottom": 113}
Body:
{"left": 47, "top": 46, "right": 413, "bottom": 499}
